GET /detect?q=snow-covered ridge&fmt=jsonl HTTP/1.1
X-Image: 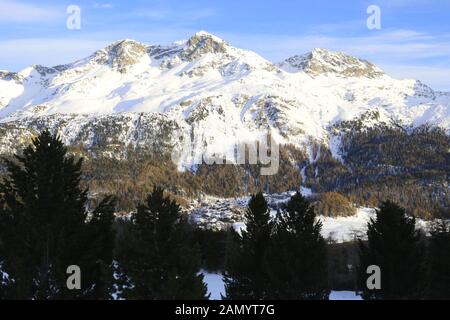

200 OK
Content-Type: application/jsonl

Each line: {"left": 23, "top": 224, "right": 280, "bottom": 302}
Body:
{"left": 0, "top": 31, "right": 449, "bottom": 163}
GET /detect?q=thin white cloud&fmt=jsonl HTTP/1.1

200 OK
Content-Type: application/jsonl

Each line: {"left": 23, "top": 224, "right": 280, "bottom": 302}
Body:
{"left": 93, "top": 3, "right": 114, "bottom": 9}
{"left": 383, "top": 65, "right": 450, "bottom": 91}
{"left": 374, "top": 0, "right": 441, "bottom": 8}
{"left": 0, "top": 38, "right": 109, "bottom": 70}
{"left": 0, "top": 0, "right": 62, "bottom": 23}
{"left": 180, "top": 8, "right": 216, "bottom": 21}
{"left": 138, "top": 9, "right": 168, "bottom": 20}
{"left": 308, "top": 20, "right": 366, "bottom": 34}
{"left": 135, "top": 7, "right": 216, "bottom": 21}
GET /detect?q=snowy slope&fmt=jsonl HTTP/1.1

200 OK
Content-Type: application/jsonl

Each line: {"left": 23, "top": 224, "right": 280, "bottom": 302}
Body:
{"left": 0, "top": 31, "right": 449, "bottom": 163}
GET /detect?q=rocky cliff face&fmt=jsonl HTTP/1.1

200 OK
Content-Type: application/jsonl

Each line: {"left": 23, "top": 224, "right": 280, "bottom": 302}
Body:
{"left": 93, "top": 39, "right": 149, "bottom": 73}
{"left": 278, "top": 48, "right": 385, "bottom": 78}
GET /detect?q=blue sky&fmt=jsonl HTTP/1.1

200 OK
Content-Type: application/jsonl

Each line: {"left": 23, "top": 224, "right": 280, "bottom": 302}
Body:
{"left": 0, "top": 0, "right": 450, "bottom": 89}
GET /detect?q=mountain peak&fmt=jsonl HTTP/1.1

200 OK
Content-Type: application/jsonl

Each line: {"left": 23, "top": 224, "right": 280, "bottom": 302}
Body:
{"left": 189, "top": 31, "right": 224, "bottom": 42}
{"left": 280, "top": 48, "right": 385, "bottom": 78}
{"left": 94, "top": 39, "right": 148, "bottom": 72}
{"left": 182, "top": 31, "right": 229, "bottom": 61}
{"left": 311, "top": 47, "right": 332, "bottom": 55}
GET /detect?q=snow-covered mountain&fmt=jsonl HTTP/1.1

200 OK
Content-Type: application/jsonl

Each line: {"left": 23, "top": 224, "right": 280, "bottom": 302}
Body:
{"left": 0, "top": 31, "right": 449, "bottom": 165}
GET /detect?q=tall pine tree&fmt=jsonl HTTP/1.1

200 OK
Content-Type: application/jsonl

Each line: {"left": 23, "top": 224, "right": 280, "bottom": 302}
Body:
{"left": 426, "top": 221, "right": 450, "bottom": 300}
{"left": 115, "top": 187, "right": 208, "bottom": 300}
{"left": 358, "top": 201, "right": 425, "bottom": 300}
{"left": 223, "top": 192, "right": 273, "bottom": 300}
{"left": 0, "top": 130, "right": 116, "bottom": 299}
{"left": 266, "top": 192, "right": 329, "bottom": 299}
{"left": 82, "top": 196, "right": 117, "bottom": 299}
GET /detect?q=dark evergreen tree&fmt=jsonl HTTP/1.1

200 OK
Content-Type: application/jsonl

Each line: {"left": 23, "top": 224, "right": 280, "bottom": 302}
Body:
{"left": 115, "top": 187, "right": 208, "bottom": 300}
{"left": 82, "top": 196, "right": 117, "bottom": 299}
{"left": 223, "top": 192, "right": 273, "bottom": 299}
{"left": 266, "top": 192, "right": 329, "bottom": 299}
{"left": 426, "top": 221, "right": 450, "bottom": 300}
{"left": 194, "top": 229, "right": 229, "bottom": 272}
{"left": 0, "top": 130, "right": 116, "bottom": 299}
{"left": 358, "top": 201, "right": 425, "bottom": 300}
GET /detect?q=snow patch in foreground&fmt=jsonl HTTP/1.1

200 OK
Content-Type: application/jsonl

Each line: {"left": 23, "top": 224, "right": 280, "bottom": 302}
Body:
{"left": 202, "top": 271, "right": 362, "bottom": 301}
{"left": 320, "top": 207, "right": 375, "bottom": 243}
{"left": 329, "top": 291, "right": 362, "bottom": 300}
{"left": 202, "top": 271, "right": 226, "bottom": 300}
{"left": 234, "top": 207, "right": 376, "bottom": 243}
